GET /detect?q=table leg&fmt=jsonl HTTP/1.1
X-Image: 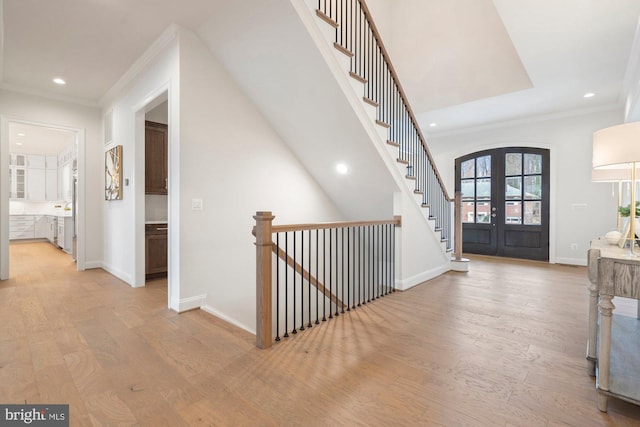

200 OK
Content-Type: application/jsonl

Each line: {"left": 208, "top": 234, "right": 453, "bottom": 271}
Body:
{"left": 587, "top": 280, "right": 598, "bottom": 376}
{"left": 597, "top": 293, "right": 615, "bottom": 412}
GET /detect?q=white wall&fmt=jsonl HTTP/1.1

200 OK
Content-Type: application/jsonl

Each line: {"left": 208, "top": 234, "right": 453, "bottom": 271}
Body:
{"left": 178, "top": 29, "right": 344, "bottom": 332}
{"left": 0, "top": 89, "right": 103, "bottom": 270}
{"left": 428, "top": 107, "right": 624, "bottom": 265}
{"left": 101, "top": 33, "right": 180, "bottom": 287}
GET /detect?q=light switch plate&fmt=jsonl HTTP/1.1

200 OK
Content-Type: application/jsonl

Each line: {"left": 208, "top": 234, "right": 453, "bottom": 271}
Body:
{"left": 192, "top": 198, "right": 203, "bottom": 211}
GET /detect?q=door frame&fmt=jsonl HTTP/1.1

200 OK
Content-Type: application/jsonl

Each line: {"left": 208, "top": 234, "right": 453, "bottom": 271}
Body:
{"left": 1, "top": 115, "right": 86, "bottom": 279}
{"left": 450, "top": 141, "right": 556, "bottom": 263}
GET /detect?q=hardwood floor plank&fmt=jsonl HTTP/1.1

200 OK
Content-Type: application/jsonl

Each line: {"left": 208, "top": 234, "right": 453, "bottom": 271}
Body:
{"left": 3, "top": 243, "right": 640, "bottom": 425}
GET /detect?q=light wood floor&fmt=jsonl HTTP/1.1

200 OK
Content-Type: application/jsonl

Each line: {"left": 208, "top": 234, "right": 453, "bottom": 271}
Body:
{"left": 2, "top": 242, "right": 640, "bottom": 426}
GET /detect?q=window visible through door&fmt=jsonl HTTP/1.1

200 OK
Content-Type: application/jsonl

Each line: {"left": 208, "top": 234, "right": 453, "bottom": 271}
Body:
{"left": 456, "top": 148, "right": 550, "bottom": 261}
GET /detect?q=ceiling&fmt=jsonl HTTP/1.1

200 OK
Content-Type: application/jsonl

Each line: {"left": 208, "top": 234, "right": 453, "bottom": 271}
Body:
{"left": 9, "top": 123, "right": 75, "bottom": 156}
{"left": 1, "top": 0, "right": 639, "bottom": 137}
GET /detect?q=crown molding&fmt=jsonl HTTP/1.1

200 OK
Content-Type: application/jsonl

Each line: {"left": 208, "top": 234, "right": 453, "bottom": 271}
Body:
{"left": 99, "top": 23, "right": 179, "bottom": 108}
{"left": 425, "top": 103, "right": 623, "bottom": 139}
{"left": 0, "top": 82, "right": 100, "bottom": 108}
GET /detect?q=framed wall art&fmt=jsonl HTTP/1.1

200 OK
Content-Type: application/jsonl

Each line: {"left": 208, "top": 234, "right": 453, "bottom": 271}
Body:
{"left": 105, "top": 145, "right": 123, "bottom": 200}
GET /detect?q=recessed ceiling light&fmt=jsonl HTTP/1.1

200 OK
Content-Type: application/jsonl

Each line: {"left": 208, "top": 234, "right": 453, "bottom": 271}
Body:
{"left": 584, "top": 92, "right": 595, "bottom": 98}
{"left": 53, "top": 78, "right": 66, "bottom": 85}
{"left": 336, "top": 163, "right": 349, "bottom": 175}
{"left": 17, "top": 132, "right": 25, "bottom": 137}
{"left": 16, "top": 142, "right": 23, "bottom": 146}
{"left": 429, "top": 123, "right": 437, "bottom": 127}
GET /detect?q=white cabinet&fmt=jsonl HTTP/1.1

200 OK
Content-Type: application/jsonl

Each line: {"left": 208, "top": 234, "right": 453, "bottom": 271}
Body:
{"left": 10, "top": 153, "right": 59, "bottom": 201}
{"left": 57, "top": 216, "right": 73, "bottom": 253}
{"left": 34, "top": 215, "right": 48, "bottom": 239}
{"left": 9, "top": 166, "right": 26, "bottom": 199}
{"left": 27, "top": 155, "right": 46, "bottom": 169}
{"left": 45, "top": 216, "right": 57, "bottom": 244}
{"left": 9, "top": 215, "right": 35, "bottom": 240}
{"left": 46, "top": 156, "right": 57, "bottom": 170}
{"left": 46, "top": 169, "right": 58, "bottom": 201}
{"left": 60, "top": 163, "right": 72, "bottom": 200}
{"left": 27, "top": 168, "right": 46, "bottom": 201}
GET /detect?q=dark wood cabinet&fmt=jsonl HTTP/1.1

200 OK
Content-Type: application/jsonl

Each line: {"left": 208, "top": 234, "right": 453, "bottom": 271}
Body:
{"left": 145, "top": 121, "right": 168, "bottom": 195}
{"left": 145, "top": 223, "right": 167, "bottom": 279}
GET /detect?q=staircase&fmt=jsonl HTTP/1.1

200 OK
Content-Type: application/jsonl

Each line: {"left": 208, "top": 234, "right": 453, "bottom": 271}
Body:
{"left": 296, "top": 0, "right": 453, "bottom": 253}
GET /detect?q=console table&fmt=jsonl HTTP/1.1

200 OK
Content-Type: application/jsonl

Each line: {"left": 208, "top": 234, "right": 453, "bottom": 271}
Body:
{"left": 587, "top": 238, "right": 640, "bottom": 412}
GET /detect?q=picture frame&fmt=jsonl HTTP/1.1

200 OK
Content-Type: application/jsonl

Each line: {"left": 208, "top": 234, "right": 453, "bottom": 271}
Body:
{"left": 105, "top": 145, "right": 123, "bottom": 200}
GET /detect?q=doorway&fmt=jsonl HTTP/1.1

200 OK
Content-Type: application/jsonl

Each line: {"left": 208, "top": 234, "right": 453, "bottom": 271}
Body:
{"left": 455, "top": 147, "right": 550, "bottom": 261}
{"left": 1, "top": 117, "right": 85, "bottom": 280}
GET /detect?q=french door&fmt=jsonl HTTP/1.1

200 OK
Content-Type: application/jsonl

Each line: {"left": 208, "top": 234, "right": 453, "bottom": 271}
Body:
{"left": 455, "top": 148, "right": 550, "bottom": 261}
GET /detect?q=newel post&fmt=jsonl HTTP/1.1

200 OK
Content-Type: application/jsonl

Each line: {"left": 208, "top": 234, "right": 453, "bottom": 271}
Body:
{"left": 254, "top": 211, "right": 275, "bottom": 349}
{"left": 453, "top": 191, "right": 463, "bottom": 261}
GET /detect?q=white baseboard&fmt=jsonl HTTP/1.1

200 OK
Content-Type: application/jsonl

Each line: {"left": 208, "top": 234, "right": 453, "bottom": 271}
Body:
{"left": 201, "top": 305, "right": 255, "bottom": 335}
{"left": 396, "top": 262, "right": 451, "bottom": 291}
{"left": 177, "top": 294, "right": 206, "bottom": 313}
{"left": 101, "top": 263, "right": 133, "bottom": 285}
{"left": 554, "top": 257, "right": 588, "bottom": 266}
{"left": 84, "top": 260, "right": 103, "bottom": 270}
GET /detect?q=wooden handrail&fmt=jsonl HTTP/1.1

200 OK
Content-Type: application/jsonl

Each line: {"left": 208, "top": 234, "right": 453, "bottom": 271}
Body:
{"left": 271, "top": 216, "right": 401, "bottom": 233}
{"left": 354, "top": 0, "right": 452, "bottom": 202}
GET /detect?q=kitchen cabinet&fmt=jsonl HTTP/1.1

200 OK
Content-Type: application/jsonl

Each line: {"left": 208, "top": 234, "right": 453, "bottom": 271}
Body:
{"left": 145, "top": 121, "right": 168, "bottom": 195}
{"left": 27, "top": 168, "right": 46, "bottom": 201}
{"left": 9, "top": 215, "right": 35, "bottom": 240}
{"left": 8, "top": 166, "right": 26, "bottom": 199}
{"left": 27, "top": 154, "right": 46, "bottom": 169}
{"left": 46, "top": 169, "right": 58, "bottom": 201}
{"left": 45, "top": 216, "right": 57, "bottom": 244}
{"left": 145, "top": 223, "right": 168, "bottom": 279}
{"left": 57, "top": 216, "right": 73, "bottom": 253}
{"left": 34, "top": 215, "right": 48, "bottom": 239}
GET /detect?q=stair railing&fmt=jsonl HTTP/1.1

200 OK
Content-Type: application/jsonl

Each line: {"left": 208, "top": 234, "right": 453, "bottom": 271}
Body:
{"left": 317, "top": 0, "right": 453, "bottom": 250}
{"left": 254, "top": 211, "right": 401, "bottom": 349}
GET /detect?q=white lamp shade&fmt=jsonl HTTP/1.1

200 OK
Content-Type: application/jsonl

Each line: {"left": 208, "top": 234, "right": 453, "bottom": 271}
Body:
{"left": 593, "top": 121, "right": 640, "bottom": 168}
{"left": 592, "top": 165, "right": 640, "bottom": 182}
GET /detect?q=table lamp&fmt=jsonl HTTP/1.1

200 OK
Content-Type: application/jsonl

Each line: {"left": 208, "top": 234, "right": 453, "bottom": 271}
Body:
{"left": 593, "top": 121, "right": 640, "bottom": 252}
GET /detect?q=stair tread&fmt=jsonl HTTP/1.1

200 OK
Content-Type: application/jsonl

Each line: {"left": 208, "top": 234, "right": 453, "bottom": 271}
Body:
{"left": 406, "top": 175, "right": 416, "bottom": 180}
{"left": 375, "top": 119, "right": 391, "bottom": 128}
{"left": 349, "top": 71, "right": 367, "bottom": 84}
{"left": 387, "top": 140, "right": 400, "bottom": 147}
{"left": 363, "top": 97, "right": 379, "bottom": 107}
{"left": 396, "top": 158, "right": 409, "bottom": 164}
{"left": 316, "top": 10, "right": 338, "bottom": 28}
{"left": 334, "top": 42, "right": 354, "bottom": 58}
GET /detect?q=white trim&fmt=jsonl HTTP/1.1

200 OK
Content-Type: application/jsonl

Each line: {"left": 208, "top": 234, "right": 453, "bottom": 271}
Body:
{"left": 622, "top": 17, "right": 640, "bottom": 118}
{"left": 100, "top": 24, "right": 179, "bottom": 107}
{"left": 0, "top": 82, "right": 99, "bottom": 108}
{"left": 396, "top": 262, "right": 451, "bottom": 291}
{"left": 427, "top": 103, "right": 621, "bottom": 139}
{"left": 83, "top": 260, "right": 103, "bottom": 270}
{"left": 101, "top": 263, "right": 135, "bottom": 286}
{"left": 0, "top": 115, "right": 87, "bottom": 279}
{"left": 201, "top": 304, "right": 255, "bottom": 335}
{"left": 178, "top": 294, "right": 206, "bottom": 313}
{"left": 554, "top": 257, "right": 587, "bottom": 267}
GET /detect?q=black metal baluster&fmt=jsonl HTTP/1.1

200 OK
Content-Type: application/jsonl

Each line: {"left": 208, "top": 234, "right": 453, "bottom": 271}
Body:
{"left": 316, "top": 229, "right": 320, "bottom": 324}
{"left": 329, "top": 228, "right": 333, "bottom": 319}
{"left": 300, "top": 230, "right": 305, "bottom": 331}
{"left": 308, "top": 229, "right": 312, "bottom": 328}
{"left": 322, "top": 228, "right": 327, "bottom": 321}
{"left": 341, "top": 227, "right": 345, "bottom": 314}
{"left": 284, "top": 232, "right": 289, "bottom": 338}
{"left": 275, "top": 233, "right": 280, "bottom": 342}
{"left": 292, "top": 231, "right": 297, "bottom": 335}
{"left": 347, "top": 226, "right": 351, "bottom": 311}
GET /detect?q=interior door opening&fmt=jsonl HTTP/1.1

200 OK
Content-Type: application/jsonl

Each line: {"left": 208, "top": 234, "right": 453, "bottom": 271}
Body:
{"left": 3, "top": 120, "right": 83, "bottom": 279}
{"left": 455, "top": 147, "right": 550, "bottom": 261}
